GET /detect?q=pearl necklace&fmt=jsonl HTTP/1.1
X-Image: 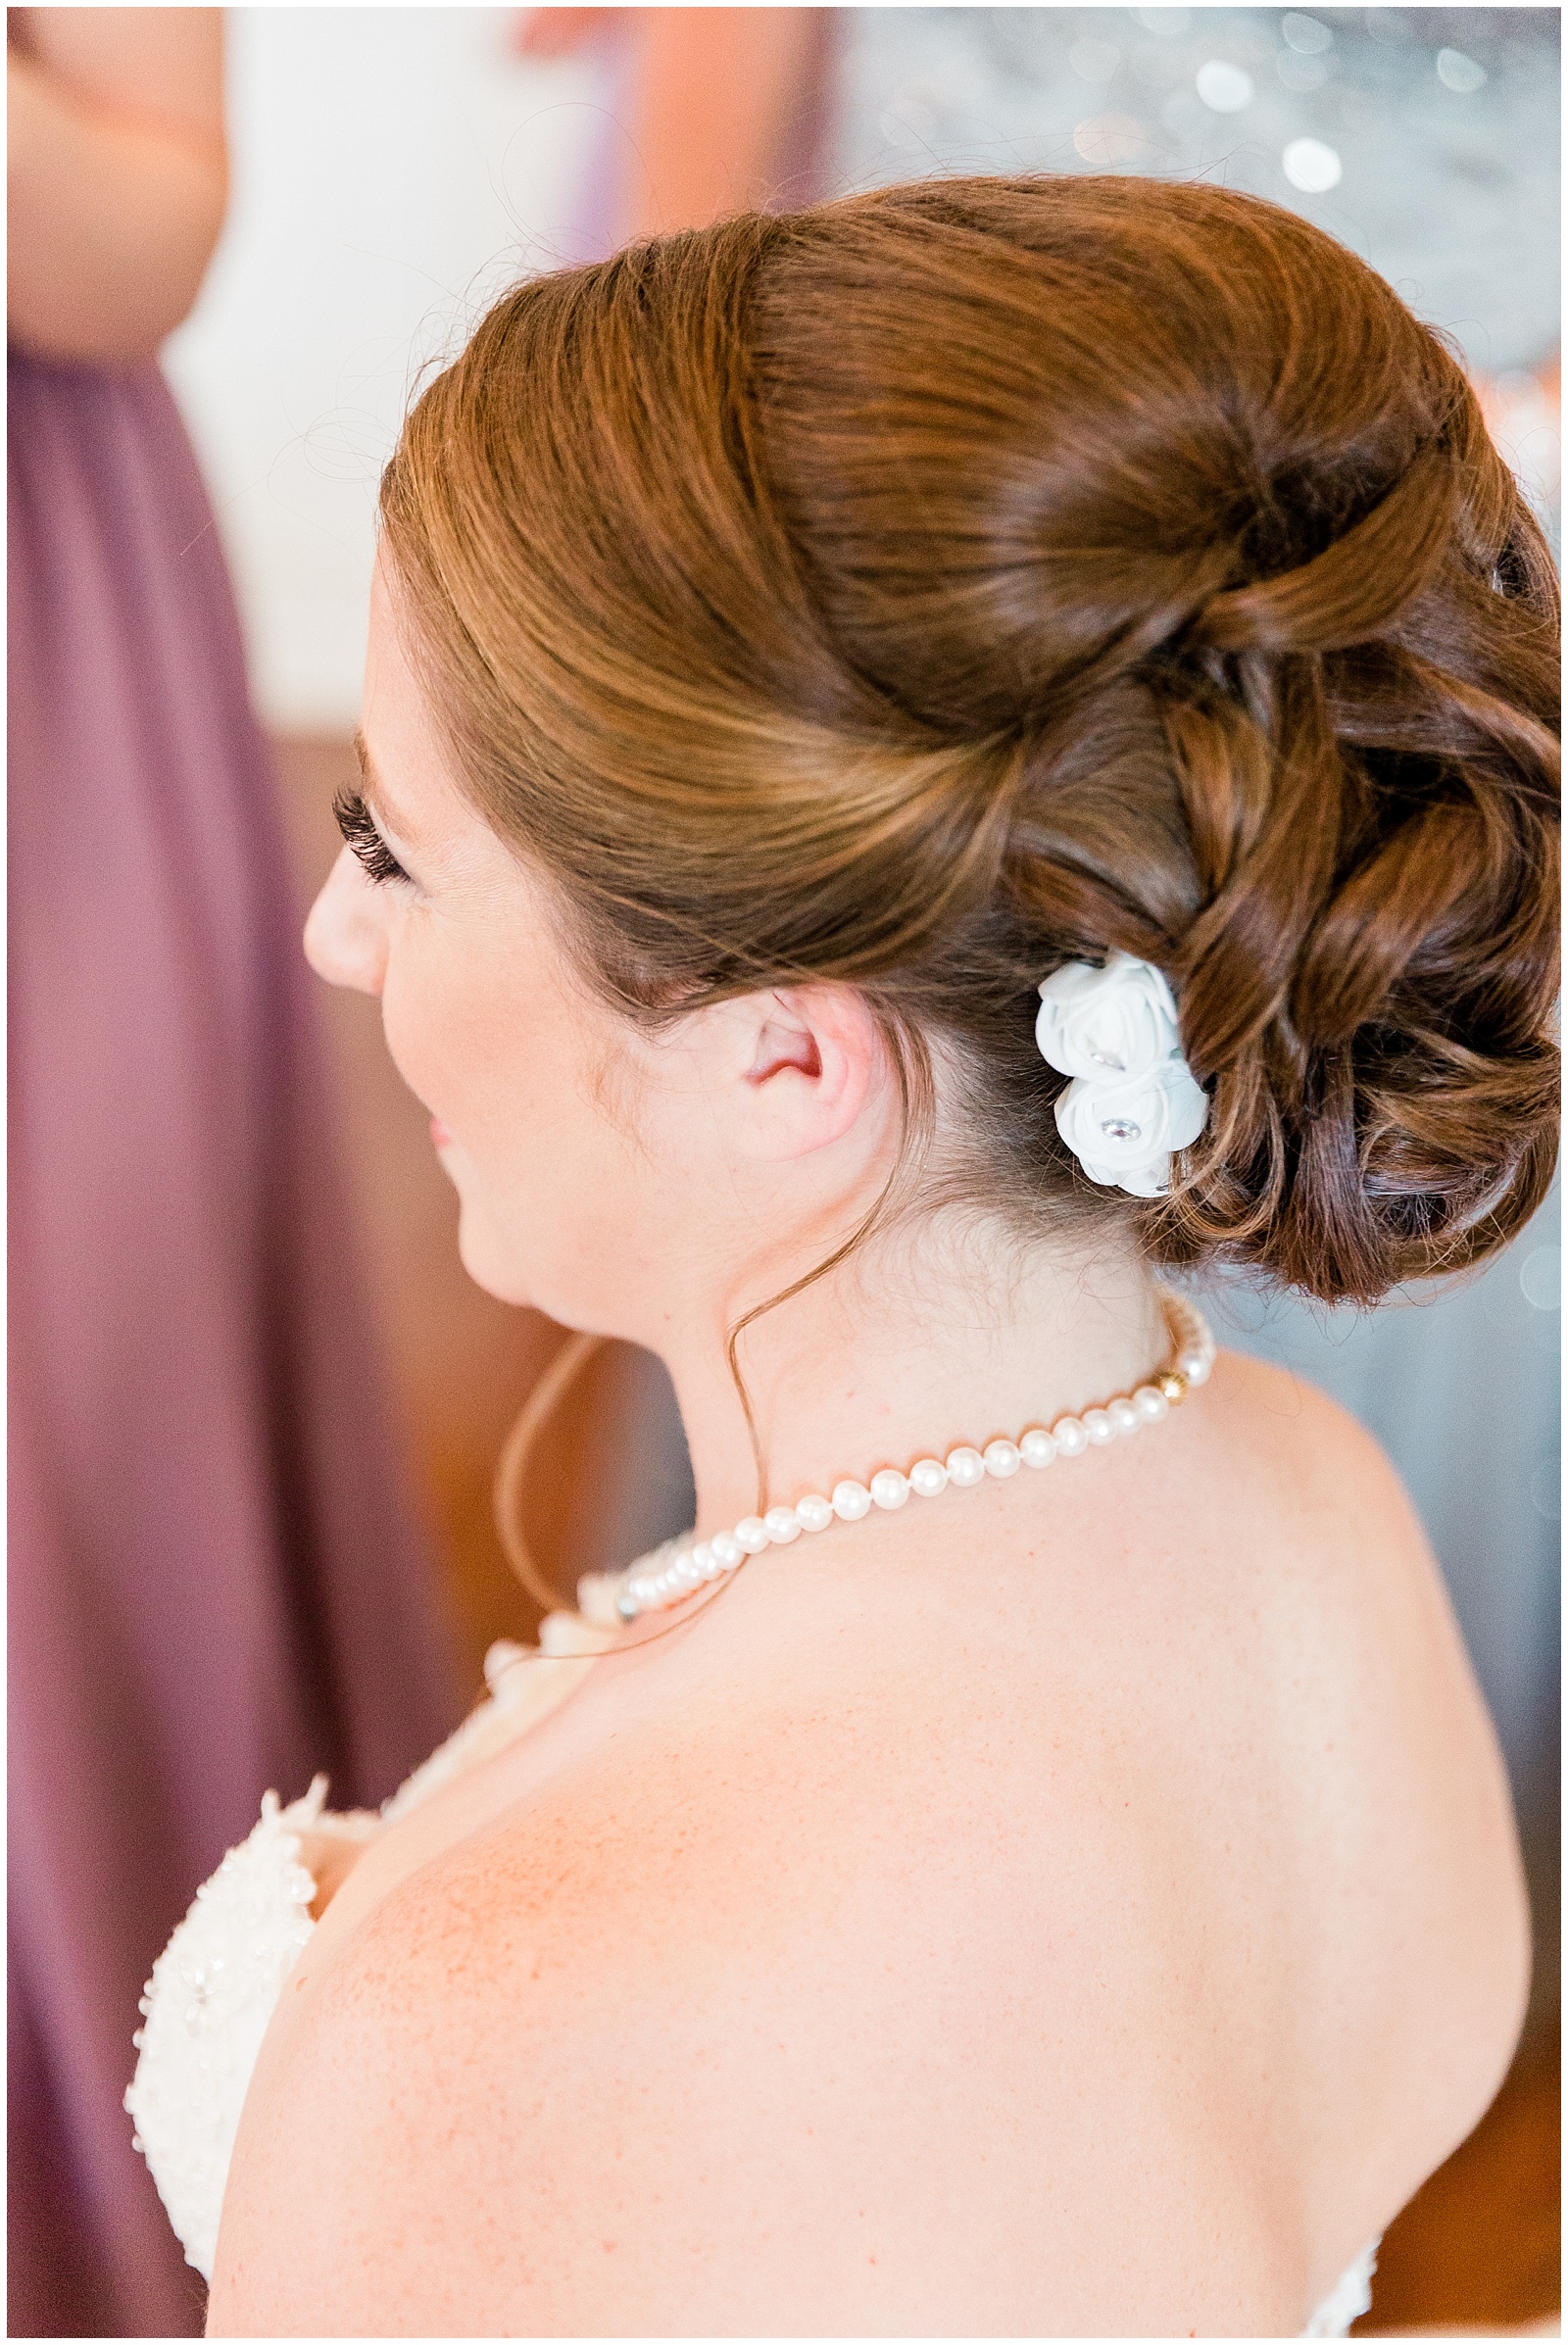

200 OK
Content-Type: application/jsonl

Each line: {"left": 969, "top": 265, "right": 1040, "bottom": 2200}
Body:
{"left": 577, "top": 1288, "right": 1215, "bottom": 1628}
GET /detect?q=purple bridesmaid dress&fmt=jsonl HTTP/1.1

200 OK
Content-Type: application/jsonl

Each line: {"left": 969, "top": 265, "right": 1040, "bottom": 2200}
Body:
{"left": 7, "top": 350, "right": 464, "bottom": 2337}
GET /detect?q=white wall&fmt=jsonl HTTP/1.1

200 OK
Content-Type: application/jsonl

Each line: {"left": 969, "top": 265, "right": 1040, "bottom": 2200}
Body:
{"left": 165, "top": 8, "right": 605, "bottom": 733}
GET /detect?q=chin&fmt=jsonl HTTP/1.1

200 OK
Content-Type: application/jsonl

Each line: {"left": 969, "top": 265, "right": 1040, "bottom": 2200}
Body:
{"left": 453, "top": 1197, "right": 538, "bottom": 1310}
{"left": 449, "top": 1171, "right": 630, "bottom": 1334}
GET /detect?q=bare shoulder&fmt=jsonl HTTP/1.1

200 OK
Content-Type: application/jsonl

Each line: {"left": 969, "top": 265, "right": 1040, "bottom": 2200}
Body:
{"left": 1204, "top": 1343, "right": 1424, "bottom": 1525}
{"left": 209, "top": 1806, "right": 652, "bottom": 2336}
{"left": 205, "top": 1345, "right": 1530, "bottom": 2336}
{"left": 209, "top": 1604, "right": 1002, "bottom": 2340}
{"left": 1201, "top": 1344, "right": 1520, "bottom": 1882}
{"left": 207, "top": 1747, "right": 965, "bottom": 2337}
{"left": 1200, "top": 1348, "right": 1529, "bottom": 2159}
{"left": 212, "top": 1609, "right": 1233, "bottom": 2337}
{"left": 1192, "top": 1344, "right": 1471, "bottom": 1636}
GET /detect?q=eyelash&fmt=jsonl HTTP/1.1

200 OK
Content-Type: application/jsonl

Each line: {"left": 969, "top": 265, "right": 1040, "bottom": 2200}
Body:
{"left": 333, "top": 788, "right": 410, "bottom": 886}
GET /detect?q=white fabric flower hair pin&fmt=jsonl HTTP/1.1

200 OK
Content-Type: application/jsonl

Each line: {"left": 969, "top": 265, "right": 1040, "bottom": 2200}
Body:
{"left": 1035, "top": 953, "right": 1209, "bottom": 1197}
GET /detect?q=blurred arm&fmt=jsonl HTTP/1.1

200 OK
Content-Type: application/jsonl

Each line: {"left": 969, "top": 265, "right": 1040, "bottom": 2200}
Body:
{"left": 8, "top": 7, "right": 227, "bottom": 364}
{"left": 516, "top": 6, "right": 823, "bottom": 237}
{"left": 620, "top": 7, "right": 822, "bottom": 234}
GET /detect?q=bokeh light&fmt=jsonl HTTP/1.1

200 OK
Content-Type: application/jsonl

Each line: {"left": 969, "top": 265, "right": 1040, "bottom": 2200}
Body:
{"left": 1282, "top": 133, "right": 1343, "bottom": 191}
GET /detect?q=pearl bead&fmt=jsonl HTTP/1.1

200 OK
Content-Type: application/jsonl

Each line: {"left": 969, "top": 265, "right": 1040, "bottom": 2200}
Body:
{"left": 1134, "top": 1384, "right": 1168, "bottom": 1422}
{"left": 1083, "top": 1407, "right": 1114, "bottom": 1444}
{"left": 1053, "top": 1415, "right": 1088, "bottom": 1457}
{"left": 946, "top": 1446, "right": 986, "bottom": 1488}
{"left": 832, "top": 1479, "right": 872, "bottom": 1521}
{"left": 695, "top": 1543, "right": 720, "bottom": 1578}
{"left": 1180, "top": 1349, "right": 1211, "bottom": 1386}
{"left": 908, "top": 1457, "right": 948, "bottom": 1497}
{"left": 870, "top": 1469, "right": 909, "bottom": 1510}
{"left": 735, "top": 1516, "right": 770, "bottom": 1554}
{"left": 1107, "top": 1396, "right": 1141, "bottom": 1436}
{"left": 1019, "top": 1428, "right": 1056, "bottom": 1468}
{"left": 710, "top": 1530, "right": 743, "bottom": 1569}
{"left": 764, "top": 1505, "right": 802, "bottom": 1544}
{"left": 617, "top": 1591, "right": 640, "bottom": 1620}
{"left": 794, "top": 1491, "right": 834, "bottom": 1533}
{"left": 983, "top": 1439, "right": 1021, "bottom": 1478}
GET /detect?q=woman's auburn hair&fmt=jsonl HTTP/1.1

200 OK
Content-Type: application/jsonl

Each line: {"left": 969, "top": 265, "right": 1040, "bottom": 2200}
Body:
{"left": 382, "top": 173, "right": 1559, "bottom": 1306}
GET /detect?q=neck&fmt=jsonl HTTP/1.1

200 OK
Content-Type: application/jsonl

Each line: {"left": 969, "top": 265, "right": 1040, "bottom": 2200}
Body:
{"left": 656, "top": 1216, "right": 1169, "bottom": 1535}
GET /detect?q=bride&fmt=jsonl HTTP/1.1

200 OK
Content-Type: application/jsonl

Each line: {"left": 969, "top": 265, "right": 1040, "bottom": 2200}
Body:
{"left": 130, "top": 174, "right": 1556, "bottom": 2337}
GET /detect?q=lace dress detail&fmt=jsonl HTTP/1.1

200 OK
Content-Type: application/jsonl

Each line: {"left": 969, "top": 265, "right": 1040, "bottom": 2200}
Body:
{"left": 123, "top": 1776, "right": 349, "bottom": 2282}
{"left": 125, "top": 1615, "right": 1380, "bottom": 2331}
{"left": 1302, "top": 2241, "right": 1378, "bottom": 2336}
{"left": 124, "top": 1615, "right": 615, "bottom": 2281}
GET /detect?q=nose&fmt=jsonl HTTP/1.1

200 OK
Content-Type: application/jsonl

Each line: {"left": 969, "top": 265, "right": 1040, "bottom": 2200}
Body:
{"left": 304, "top": 845, "right": 389, "bottom": 996}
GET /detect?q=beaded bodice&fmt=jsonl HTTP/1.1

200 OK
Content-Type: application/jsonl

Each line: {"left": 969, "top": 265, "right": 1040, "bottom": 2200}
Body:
{"left": 124, "top": 1613, "right": 615, "bottom": 2280}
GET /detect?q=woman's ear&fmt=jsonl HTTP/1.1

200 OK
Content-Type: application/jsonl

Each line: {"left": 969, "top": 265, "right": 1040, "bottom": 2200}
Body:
{"left": 730, "top": 985, "right": 884, "bottom": 1161}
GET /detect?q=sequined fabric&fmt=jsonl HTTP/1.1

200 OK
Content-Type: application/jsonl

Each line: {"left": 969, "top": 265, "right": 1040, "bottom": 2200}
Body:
{"left": 123, "top": 1782, "right": 325, "bottom": 2281}
{"left": 1303, "top": 2240, "right": 1379, "bottom": 2336}
{"left": 125, "top": 1617, "right": 618, "bottom": 2281}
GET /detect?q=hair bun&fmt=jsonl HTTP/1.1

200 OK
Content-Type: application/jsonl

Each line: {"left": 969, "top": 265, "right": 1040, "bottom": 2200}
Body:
{"left": 382, "top": 172, "right": 1558, "bottom": 1305}
{"left": 1190, "top": 441, "right": 1455, "bottom": 657}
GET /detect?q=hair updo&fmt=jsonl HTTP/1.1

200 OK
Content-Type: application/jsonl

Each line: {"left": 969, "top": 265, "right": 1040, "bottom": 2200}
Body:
{"left": 381, "top": 174, "right": 1558, "bottom": 1306}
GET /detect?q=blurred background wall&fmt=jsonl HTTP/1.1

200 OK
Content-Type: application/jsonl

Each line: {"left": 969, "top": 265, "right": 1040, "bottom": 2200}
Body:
{"left": 166, "top": 9, "right": 604, "bottom": 733}
{"left": 149, "top": 9, "right": 1556, "bottom": 2332}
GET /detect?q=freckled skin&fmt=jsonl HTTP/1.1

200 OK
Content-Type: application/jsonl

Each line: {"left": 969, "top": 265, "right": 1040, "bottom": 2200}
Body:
{"left": 209, "top": 565, "right": 1530, "bottom": 2338}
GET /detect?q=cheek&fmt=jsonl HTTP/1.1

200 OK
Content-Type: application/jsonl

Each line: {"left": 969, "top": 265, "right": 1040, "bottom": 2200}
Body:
{"left": 374, "top": 924, "right": 462, "bottom": 1117}
{"left": 377, "top": 922, "right": 632, "bottom": 1250}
